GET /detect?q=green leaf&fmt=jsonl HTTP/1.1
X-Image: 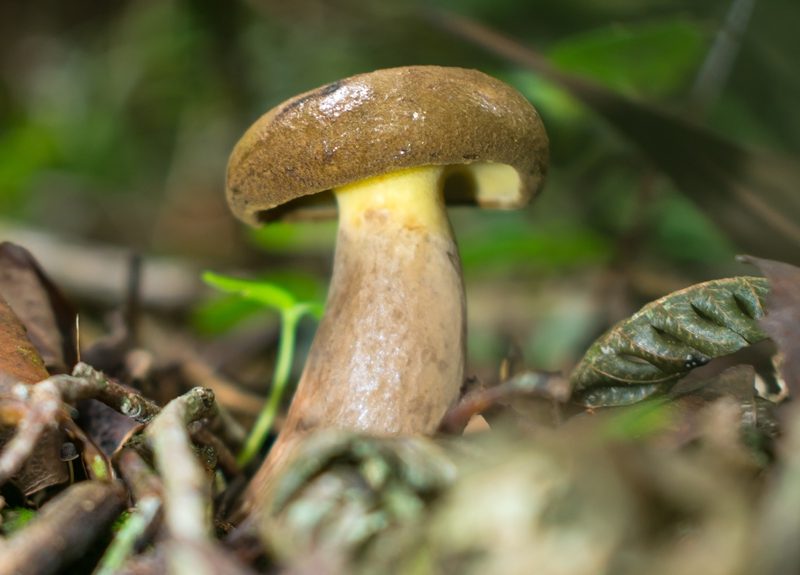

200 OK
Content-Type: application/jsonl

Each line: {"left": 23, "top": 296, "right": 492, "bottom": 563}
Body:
{"left": 0, "top": 123, "right": 58, "bottom": 207}
{"left": 429, "top": 11, "right": 800, "bottom": 264}
{"left": 570, "top": 276, "right": 769, "bottom": 407}
{"left": 459, "top": 221, "right": 612, "bottom": 272}
{"left": 601, "top": 400, "right": 675, "bottom": 440}
{"left": 248, "top": 220, "right": 337, "bottom": 253}
{"left": 192, "top": 296, "right": 274, "bottom": 335}
{"left": 200, "top": 271, "right": 325, "bottom": 335}
{"left": 203, "top": 271, "right": 298, "bottom": 312}
{"left": 548, "top": 20, "right": 706, "bottom": 97}
{"left": 1, "top": 507, "right": 37, "bottom": 535}
{"left": 648, "top": 190, "right": 736, "bottom": 263}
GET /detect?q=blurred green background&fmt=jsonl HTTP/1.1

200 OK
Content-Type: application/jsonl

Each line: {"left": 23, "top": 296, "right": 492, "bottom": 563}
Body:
{"left": 1, "top": 0, "right": 798, "bottom": 376}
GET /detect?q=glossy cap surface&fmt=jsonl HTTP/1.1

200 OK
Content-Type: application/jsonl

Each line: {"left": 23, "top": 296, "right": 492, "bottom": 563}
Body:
{"left": 227, "top": 66, "right": 549, "bottom": 224}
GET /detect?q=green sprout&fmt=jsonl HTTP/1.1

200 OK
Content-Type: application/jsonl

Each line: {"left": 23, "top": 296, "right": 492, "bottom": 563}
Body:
{"left": 0, "top": 507, "right": 36, "bottom": 535}
{"left": 203, "top": 271, "right": 324, "bottom": 466}
{"left": 95, "top": 504, "right": 156, "bottom": 575}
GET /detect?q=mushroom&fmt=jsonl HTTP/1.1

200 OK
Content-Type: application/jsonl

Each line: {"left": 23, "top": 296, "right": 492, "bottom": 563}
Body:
{"left": 226, "top": 66, "right": 548, "bottom": 507}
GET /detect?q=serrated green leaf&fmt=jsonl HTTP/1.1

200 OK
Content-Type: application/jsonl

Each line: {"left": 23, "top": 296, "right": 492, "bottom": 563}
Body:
{"left": 570, "top": 276, "right": 769, "bottom": 406}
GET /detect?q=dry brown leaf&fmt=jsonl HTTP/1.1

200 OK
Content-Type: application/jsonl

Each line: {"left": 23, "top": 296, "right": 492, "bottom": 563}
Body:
{"left": 0, "top": 293, "right": 69, "bottom": 495}
{"left": 0, "top": 294, "right": 50, "bottom": 389}
{"left": 741, "top": 256, "right": 800, "bottom": 391}
{"left": 0, "top": 242, "right": 78, "bottom": 375}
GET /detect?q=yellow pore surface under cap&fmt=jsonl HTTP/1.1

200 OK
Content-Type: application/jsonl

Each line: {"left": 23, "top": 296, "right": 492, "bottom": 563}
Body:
{"left": 333, "top": 165, "right": 452, "bottom": 236}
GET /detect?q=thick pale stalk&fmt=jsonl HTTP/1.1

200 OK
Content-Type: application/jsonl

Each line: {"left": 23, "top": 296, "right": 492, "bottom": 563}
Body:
{"left": 247, "top": 166, "right": 466, "bottom": 507}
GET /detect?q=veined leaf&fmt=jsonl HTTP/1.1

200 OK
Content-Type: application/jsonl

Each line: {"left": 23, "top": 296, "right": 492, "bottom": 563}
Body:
{"left": 0, "top": 242, "right": 78, "bottom": 374}
{"left": 742, "top": 256, "right": 800, "bottom": 391}
{"left": 570, "top": 276, "right": 769, "bottom": 407}
{"left": 0, "top": 294, "right": 49, "bottom": 388}
{"left": 0, "top": 293, "right": 70, "bottom": 495}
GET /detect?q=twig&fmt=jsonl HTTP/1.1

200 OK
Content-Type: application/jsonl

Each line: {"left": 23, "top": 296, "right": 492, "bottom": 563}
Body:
{"left": 116, "top": 447, "right": 164, "bottom": 504}
{"left": 71, "top": 362, "right": 161, "bottom": 423}
{"left": 0, "top": 380, "right": 66, "bottom": 485}
{"left": 439, "top": 371, "right": 570, "bottom": 434}
{"left": 689, "top": 0, "right": 758, "bottom": 118}
{"left": 190, "top": 423, "right": 240, "bottom": 478}
{"left": 145, "top": 387, "right": 217, "bottom": 543}
{"left": 0, "top": 364, "right": 160, "bottom": 487}
{"left": 63, "top": 418, "right": 113, "bottom": 480}
{"left": 207, "top": 403, "right": 247, "bottom": 452}
{"left": 179, "top": 360, "right": 263, "bottom": 418}
{"left": 0, "top": 481, "right": 126, "bottom": 575}
{"left": 165, "top": 539, "right": 259, "bottom": 575}
{"left": 144, "top": 387, "right": 255, "bottom": 575}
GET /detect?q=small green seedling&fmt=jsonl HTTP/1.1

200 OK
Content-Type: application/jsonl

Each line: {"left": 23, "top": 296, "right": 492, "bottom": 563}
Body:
{"left": 0, "top": 507, "right": 36, "bottom": 535}
{"left": 203, "top": 271, "right": 324, "bottom": 466}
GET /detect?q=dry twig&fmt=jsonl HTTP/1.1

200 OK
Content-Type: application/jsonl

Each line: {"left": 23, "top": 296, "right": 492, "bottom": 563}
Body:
{"left": 145, "top": 387, "right": 217, "bottom": 543}
{"left": 144, "top": 387, "right": 255, "bottom": 575}
{"left": 0, "top": 363, "right": 161, "bottom": 486}
{"left": 440, "top": 371, "right": 570, "bottom": 434}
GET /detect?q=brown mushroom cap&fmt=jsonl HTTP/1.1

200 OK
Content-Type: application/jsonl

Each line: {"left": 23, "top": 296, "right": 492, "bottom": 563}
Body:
{"left": 227, "top": 65, "right": 549, "bottom": 225}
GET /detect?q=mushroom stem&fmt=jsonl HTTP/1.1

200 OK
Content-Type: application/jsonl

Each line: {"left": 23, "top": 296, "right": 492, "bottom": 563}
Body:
{"left": 248, "top": 165, "right": 465, "bottom": 505}
{"left": 299, "top": 165, "right": 465, "bottom": 432}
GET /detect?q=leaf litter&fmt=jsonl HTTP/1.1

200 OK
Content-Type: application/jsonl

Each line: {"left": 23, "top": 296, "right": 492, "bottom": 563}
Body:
{"left": 0, "top": 240, "right": 799, "bottom": 575}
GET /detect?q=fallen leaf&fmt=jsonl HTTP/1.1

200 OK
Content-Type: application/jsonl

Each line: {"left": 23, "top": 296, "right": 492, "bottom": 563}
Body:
{"left": 740, "top": 256, "right": 800, "bottom": 391}
{"left": 0, "top": 242, "right": 78, "bottom": 374}
{"left": 0, "top": 293, "right": 49, "bottom": 389}
{"left": 670, "top": 365, "right": 779, "bottom": 453}
{"left": 0, "top": 293, "right": 69, "bottom": 495}
{"left": 571, "top": 276, "right": 769, "bottom": 406}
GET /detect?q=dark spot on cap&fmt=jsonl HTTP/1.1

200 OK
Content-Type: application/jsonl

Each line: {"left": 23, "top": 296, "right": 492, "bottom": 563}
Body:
{"left": 276, "top": 82, "right": 344, "bottom": 120}
{"left": 318, "top": 81, "right": 343, "bottom": 97}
